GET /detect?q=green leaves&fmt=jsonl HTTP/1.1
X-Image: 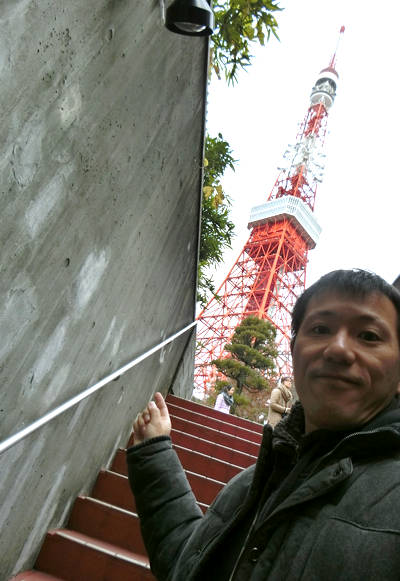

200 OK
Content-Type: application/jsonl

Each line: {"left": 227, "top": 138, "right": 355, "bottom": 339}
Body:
{"left": 197, "top": 134, "right": 236, "bottom": 306}
{"left": 211, "top": 0, "right": 282, "bottom": 84}
{"left": 204, "top": 133, "right": 236, "bottom": 182}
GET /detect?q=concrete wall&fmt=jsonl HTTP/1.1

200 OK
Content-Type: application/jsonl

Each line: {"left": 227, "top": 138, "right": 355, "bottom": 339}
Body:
{"left": 0, "top": 0, "right": 207, "bottom": 577}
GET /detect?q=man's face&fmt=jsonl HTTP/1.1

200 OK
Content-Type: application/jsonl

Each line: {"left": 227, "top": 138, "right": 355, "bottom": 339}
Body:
{"left": 292, "top": 290, "right": 400, "bottom": 433}
{"left": 283, "top": 378, "right": 292, "bottom": 389}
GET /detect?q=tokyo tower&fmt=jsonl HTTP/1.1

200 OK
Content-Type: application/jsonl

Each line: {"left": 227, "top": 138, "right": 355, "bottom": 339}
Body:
{"left": 195, "top": 27, "right": 344, "bottom": 391}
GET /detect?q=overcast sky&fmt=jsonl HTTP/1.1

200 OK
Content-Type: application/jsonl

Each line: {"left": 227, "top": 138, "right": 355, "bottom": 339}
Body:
{"left": 205, "top": 0, "right": 400, "bottom": 296}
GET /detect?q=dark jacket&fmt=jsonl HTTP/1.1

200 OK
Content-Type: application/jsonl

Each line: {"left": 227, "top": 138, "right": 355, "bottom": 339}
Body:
{"left": 127, "top": 400, "right": 400, "bottom": 581}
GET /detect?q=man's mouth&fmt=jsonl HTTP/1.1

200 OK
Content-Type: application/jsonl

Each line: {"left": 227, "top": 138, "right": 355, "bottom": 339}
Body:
{"left": 312, "top": 372, "right": 361, "bottom": 386}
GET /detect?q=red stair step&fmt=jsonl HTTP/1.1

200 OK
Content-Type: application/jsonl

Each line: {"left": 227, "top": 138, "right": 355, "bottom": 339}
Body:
{"left": 10, "top": 572, "right": 63, "bottom": 580}
{"left": 167, "top": 402, "right": 263, "bottom": 444}
{"left": 93, "top": 469, "right": 224, "bottom": 510}
{"left": 169, "top": 415, "right": 260, "bottom": 456}
{"left": 184, "top": 469, "right": 224, "bottom": 504}
{"left": 112, "top": 446, "right": 242, "bottom": 484}
{"left": 174, "top": 446, "right": 242, "bottom": 482}
{"left": 35, "top": 529, "right": 154, "bottom": 581}
{"left": 170, "top": 429, "right": 257, "bottom": 468}
{"left": 92, "top": 471, "right": 135, "bottom": 512}
{"left": 68, "top": 496, "right": 146, "bottom": 556}
{"left": 127, "top": 429, "right": 257, "bottom": 468}
{"left": 166, "top": 394, "right": 264, "bottom": 432}
{"left": 111, "top": 448, "right": 128, "bottom": 474}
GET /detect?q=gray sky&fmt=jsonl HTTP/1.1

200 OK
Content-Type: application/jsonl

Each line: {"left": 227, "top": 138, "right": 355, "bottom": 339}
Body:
{"left": 205, "top": 0, "right": 400, "bottom": 296}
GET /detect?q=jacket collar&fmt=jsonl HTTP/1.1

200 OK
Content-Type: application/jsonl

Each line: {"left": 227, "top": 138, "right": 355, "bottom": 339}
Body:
{"left": 275, "top": 394, "right": 400, "bottom": 437}
{"left": 248, "top": 396, "right": 400, "bottom": 508}
{"left": 273, "top": 395, "right": 400, "bottom": 461}
{"left": 278, "top": 384, "right": 292, "bottom": 403}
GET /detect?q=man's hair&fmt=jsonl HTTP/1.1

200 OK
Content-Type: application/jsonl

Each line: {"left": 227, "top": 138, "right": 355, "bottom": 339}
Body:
{"left": 281, "top": 376, "right": 291, "bottom": 383}
{"left": 291, "top": 269, "right": 400, "bottom": 347}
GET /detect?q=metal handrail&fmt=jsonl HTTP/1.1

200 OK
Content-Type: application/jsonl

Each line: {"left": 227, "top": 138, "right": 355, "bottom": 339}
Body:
{"left": 0, "top": 320, "right": 197, "bottom": 455}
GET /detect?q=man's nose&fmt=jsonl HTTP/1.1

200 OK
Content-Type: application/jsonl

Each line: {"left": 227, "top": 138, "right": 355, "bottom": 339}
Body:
{"left": 322, "top": 330, "right": 356, "bottom": 365}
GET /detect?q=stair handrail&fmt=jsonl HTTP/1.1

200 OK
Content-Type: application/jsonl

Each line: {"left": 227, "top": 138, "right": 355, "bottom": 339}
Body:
{"left": 0, "top": 320, "right": 197, "bottom": 456}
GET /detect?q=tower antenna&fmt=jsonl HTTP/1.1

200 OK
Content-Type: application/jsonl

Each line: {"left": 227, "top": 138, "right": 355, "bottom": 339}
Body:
{"left": 329, "top": 25, "right": 345, "bottom": 69}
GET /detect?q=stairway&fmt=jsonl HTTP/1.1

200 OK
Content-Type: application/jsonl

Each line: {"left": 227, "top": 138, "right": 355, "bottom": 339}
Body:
{"left": 11, "top": 394, "right": 263, "bottom": 581}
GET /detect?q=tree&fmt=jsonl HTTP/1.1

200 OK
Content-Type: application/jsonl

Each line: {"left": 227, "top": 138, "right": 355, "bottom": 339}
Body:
{"left": 212, "top": 315, "right": 277, "bottom": 403}
{"left": 198, "top": 133, "right": 236, "bottom": 306}
{"left": 211, "top": 0, "right": 282, "bottom": 84}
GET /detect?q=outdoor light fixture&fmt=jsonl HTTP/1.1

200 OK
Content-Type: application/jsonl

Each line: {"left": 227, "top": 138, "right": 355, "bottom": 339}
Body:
{"left": 165, "top": 0, "right": 214, "bottom": 37}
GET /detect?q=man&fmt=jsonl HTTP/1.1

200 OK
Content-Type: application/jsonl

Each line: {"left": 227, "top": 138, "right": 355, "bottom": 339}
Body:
{"left": 266, "top": 376, "right": 293, "bottom": 427}
{"left": 127, "top": 269, "right": 400, "bottom": 580}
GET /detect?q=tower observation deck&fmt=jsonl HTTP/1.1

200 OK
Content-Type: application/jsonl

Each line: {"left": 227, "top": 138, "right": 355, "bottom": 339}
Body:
{"left": 195, "top": 27, "right": 344, "bottom": 392}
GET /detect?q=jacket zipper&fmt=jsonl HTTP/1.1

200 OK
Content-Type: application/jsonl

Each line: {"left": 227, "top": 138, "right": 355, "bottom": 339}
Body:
{"left": 227, "top": 506, "right": 261, "bottom": 581}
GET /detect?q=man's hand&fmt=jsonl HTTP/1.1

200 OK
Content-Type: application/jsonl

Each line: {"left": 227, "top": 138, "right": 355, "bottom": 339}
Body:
{"left": 133, "top": 392, "right": 172, "bottom": 445}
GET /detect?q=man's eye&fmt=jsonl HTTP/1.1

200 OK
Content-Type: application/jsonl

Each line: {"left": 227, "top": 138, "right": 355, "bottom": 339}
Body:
{"left": 359, "top": 330, "right": 381, "bottom": 342}
{"left": 311, "top": 325, "right": 330, "bottom": 335}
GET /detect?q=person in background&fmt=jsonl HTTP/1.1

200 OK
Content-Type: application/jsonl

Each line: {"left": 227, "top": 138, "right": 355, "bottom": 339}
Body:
{"left": 214, "top": 385, "right": 235, "bottom": 414}
{"left": 266, "top": 375, "right": 293, "bottom": 427}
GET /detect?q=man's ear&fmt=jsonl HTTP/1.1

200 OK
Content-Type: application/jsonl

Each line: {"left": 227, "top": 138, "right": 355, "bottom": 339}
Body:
{"left": 396, "top": 382, "right": 400, "bottom": 395}
{"left": 290, "top": 336, "right": 295, "bottom": 355}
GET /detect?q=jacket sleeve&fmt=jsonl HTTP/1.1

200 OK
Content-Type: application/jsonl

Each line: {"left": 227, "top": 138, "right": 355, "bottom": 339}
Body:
{"left": 269, "top": 388, "right": 287, "bottom": 414}
{"left": 126, "top": 436, "right": 203, "bottom": 581}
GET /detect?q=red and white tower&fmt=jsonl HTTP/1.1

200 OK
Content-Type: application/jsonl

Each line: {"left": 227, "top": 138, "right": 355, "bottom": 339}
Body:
{"left": 195, "top": 27, "right": 344, "bottom": 391}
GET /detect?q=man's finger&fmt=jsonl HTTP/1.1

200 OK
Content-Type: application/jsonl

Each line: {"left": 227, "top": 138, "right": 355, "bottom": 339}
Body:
{"left": 138, "top": 413, "right": 146, "bottom": 428}
{"left": 148, "top": 400, "right": 160, "bottom": 421}
{"left": 154, "top": 392, "right": 168, "bottom": 416}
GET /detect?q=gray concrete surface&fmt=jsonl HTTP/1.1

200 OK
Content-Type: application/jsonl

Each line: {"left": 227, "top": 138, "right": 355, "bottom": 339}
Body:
{"left": 0, "top": 0, "right": 208, "bottom": 576}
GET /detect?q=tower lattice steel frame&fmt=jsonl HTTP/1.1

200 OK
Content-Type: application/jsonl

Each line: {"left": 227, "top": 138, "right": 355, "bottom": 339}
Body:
{"left": 195, "top": 28, "right": 345, "bottom": 392}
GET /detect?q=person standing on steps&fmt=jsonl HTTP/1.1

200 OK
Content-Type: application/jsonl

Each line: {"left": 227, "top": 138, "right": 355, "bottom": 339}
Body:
{"left": 214, "top": 385, "right": 235, "bottom": 414}
{"left": 127, "top": 269, "right": 400, "bottom": 581}
{"left": 266, "top": 376, "right": 293, "bottom": 428}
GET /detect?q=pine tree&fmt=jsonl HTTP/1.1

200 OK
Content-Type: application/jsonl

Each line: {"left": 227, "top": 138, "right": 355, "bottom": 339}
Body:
{"left": 212, "top": 315, "right": 277, "bottom": 397}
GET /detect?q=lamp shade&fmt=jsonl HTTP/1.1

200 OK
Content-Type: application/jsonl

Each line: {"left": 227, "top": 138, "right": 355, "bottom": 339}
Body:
{"left": 166, "top": 0, "right": 214, "bottom": 36}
